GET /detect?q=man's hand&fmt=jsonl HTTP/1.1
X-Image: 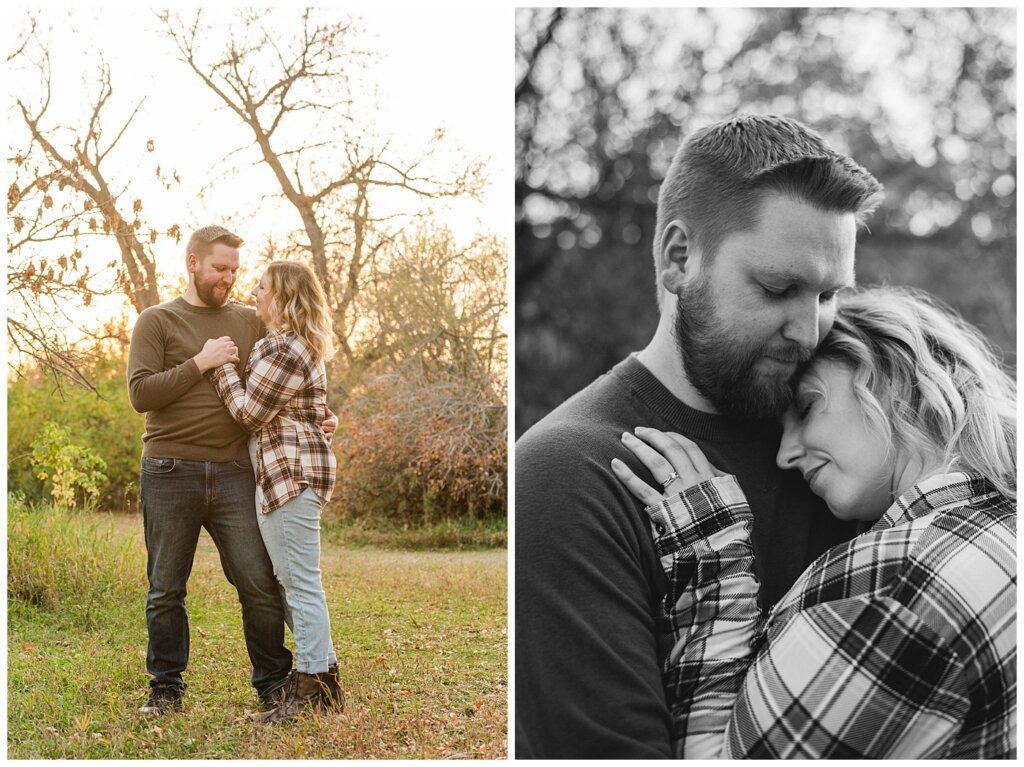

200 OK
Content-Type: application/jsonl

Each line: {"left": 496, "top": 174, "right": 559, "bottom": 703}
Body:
{"left": 321, "top": 406, "right": 338, "bottom": 443}
{"left": 194, "top": 336, "right": 239, "bottom": 374}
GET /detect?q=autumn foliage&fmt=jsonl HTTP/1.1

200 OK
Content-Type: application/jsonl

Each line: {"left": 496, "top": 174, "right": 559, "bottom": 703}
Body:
{"left": 332, "top": 370, "right": 506, "bottom": 524}
{"left": 327, "top": 227, "right": 507, "bottom": 524}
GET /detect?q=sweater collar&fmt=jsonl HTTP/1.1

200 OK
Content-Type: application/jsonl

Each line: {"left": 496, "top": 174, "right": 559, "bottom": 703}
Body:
{"left": 174, "top": 296, "right": 236, "bottom": 315}
{"left": 614, "top": 354, "right": 782, "bottom": 443}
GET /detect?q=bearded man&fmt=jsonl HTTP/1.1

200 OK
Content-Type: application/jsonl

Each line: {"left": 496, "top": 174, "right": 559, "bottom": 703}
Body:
{"left": 127, "top": 225, "right": 335, "bottom": 715}
{"left": 515, "top": 115, "right": 884, "bottom": 758}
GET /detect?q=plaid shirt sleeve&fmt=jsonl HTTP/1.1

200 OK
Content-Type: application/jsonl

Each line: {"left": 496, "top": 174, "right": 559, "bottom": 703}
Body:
{"left": 645, "top": 475, "right": 762, "bottom": 758}
{"left": 648, "top": 475, "right": 984, "bottom": 759}
{"left": 210, "top": 346, "right": 305, "bottom": 432}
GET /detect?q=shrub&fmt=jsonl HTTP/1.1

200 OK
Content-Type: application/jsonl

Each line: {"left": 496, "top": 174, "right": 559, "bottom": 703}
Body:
{"left": 332, "top": 373, "right": 507, "bottom": 525}
{"left": 7, "top": 494, "right": 146, "bottom": 626}
{"left": 30, "top": 422, "right": 108, "bottom": 508}
{"left": 8, "top": 353, "right": 145, "bottom": 510}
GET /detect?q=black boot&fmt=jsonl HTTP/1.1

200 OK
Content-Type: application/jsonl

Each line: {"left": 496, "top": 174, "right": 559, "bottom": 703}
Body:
{"left": 257, "top": 670, "right": 294, "bottom": 710}
{"left": 139, "top": 684, "right": 184, "bottom": 716}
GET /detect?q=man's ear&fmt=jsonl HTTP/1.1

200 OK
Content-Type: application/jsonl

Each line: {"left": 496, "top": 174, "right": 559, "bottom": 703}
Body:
{"left": 186, "top": 254, "right": 197, "bottom": 274}
{"left": 659, "top": 220, "right": 693, "bottom": 295}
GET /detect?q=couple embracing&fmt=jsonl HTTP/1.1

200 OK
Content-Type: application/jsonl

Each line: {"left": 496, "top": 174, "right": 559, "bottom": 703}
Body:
{"left": 517, "top": 115, "right": 1015, "bottom": 758}
{"left": 127, "top": 226, "right": 343, "bottom": 722}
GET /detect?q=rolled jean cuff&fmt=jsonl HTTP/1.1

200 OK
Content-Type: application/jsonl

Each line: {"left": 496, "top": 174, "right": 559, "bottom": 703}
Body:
{"left": 296, "top": 655, "right": 334, "bottom": 674}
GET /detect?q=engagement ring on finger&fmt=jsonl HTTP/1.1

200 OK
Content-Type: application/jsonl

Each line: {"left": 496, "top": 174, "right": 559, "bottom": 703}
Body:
{"left": 660, "top": 471, "right": 680, "bottom": 489}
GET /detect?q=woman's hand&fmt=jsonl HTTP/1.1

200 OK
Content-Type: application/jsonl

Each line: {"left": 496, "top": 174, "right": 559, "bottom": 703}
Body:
{"left": 611, "top": 427, "right": 724, "bottom": 507}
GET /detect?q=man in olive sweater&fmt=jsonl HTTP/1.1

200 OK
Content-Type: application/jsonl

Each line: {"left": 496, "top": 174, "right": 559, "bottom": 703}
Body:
{"left": 127, "top": 225, "right": 334, "bottom": 715}
{"left": 515, "top": 116, "right": 884, "bottom": 757}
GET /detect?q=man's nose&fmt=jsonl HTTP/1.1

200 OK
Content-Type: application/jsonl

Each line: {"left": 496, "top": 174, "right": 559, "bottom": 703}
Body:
{"left": 776, "top": 425, "right": 805, "bottom": 470}
{"left": 781, "top": 299, "right": 820, "bottom": 352}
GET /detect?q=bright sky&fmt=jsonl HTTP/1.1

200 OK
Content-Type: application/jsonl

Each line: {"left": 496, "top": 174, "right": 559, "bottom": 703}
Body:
{"left": 7, "top": 5, "right": 510, "bottom": 335}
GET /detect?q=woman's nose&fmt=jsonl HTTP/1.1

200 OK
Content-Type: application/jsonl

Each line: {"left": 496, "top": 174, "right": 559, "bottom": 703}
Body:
{"left": 776, "top": 425, "right": 805, "bottom": 470}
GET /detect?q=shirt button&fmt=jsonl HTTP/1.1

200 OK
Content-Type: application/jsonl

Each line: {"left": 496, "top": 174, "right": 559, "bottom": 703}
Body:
{"left": 655, "top": 523, "right": 666, "bottom": 535}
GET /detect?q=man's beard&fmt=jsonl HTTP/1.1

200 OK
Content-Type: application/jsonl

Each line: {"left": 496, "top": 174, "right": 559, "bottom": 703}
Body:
{"left": 195, "top": 275, "right": 232, "bottom": 308}
{"left": 673, "top": 276, "right": 811, "bottom": 422}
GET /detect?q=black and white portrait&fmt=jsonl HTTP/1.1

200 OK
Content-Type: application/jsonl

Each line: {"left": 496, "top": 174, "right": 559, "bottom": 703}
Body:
{"left": 515, "top": 7, "right": 1015, "bottom": 759}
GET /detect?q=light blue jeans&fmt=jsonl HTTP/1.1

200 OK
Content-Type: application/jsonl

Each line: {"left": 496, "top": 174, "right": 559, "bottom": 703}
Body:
{"left": 254, "top": 471, "right": 338, "bottom": 674}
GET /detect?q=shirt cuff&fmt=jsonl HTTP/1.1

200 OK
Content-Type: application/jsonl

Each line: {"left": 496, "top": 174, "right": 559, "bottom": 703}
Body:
{"left": 645, "top": 474, "right": 752, "bottom": 556}
{"left": 208, "top": 363, "right": 235, "bottom": 383}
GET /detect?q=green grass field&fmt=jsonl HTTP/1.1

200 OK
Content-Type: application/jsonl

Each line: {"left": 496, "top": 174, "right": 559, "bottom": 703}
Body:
{"left": 8, "top": 509, "right": 507, "bottom": 759}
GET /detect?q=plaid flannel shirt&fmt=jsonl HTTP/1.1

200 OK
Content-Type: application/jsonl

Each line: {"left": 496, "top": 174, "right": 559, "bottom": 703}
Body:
{"left": 647, "top": 471, "right": 1016, "bottom": 759}
{"left": 211, "top": 330, "right": 335, "bottom": 514}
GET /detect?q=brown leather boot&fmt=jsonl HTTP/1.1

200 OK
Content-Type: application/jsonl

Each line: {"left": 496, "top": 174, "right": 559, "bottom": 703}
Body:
{"left": 252, "top": 672, "right": 326, "bottom": 723}
{"left": 316, "top": 664, "right": 345, "bottom": 711}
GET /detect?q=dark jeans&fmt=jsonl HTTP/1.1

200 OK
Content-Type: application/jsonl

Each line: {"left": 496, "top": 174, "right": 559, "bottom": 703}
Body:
{"left": 140, "top": 457, "right": 292, "bottom": 696}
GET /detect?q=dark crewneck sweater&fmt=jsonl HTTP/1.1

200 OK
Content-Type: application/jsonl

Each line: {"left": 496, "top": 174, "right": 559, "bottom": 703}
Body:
{"left": 515, "top": 354, "right": 857, "bottom": 759}
{"left": 127, "top": 297, "right": 263, "bottom": 461}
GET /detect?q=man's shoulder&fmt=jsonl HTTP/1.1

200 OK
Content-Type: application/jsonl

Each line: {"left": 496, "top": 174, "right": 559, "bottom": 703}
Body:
{"left": 518, "top": 367, "right": 639, "bottom": 459}
{"left": 515, "top": 365, "right": 665, "bottom": 606}
{"left": 138, "top": 298, "right": 181, "bottom": 320}
{"left": 515, "top": 367, "right": 650, "bottom": 527}
{"left": 134, "top": 299, "right": 185, "bottom": 333}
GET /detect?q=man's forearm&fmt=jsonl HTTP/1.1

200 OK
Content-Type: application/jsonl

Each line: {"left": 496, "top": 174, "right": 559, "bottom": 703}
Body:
{"left": 127, "top": 359, "right": 203, "bottom": 412}
{"left": 126, "top": 312, "right": 208, "bottom": 413}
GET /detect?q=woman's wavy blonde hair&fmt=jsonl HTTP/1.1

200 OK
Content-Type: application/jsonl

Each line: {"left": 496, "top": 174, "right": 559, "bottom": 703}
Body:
{"left": 264, "top": 261, "right": 335, "bottom": 364}
{"left": 805, "top": 286, "right": 1016, "bottom": 501}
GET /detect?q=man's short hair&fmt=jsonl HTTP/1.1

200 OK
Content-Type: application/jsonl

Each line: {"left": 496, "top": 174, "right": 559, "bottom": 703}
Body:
{"left": 185, "top": 225, "right": 243, "bottom": 260}
{"left": 654, "top": 114, "right": 884, "bottom": 307}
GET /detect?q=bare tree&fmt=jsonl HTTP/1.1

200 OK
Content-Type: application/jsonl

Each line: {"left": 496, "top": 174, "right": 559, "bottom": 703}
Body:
{"left": 12, "top": 30, "right": 168, "bottom": 313}
{"left": 8, "top": 16, "right": 176, "bottom": 389}
{"left": 361, "top": 226, "right": 507, "bottom": 389}
{"left": 159, "top": 8, "right": 485, "bottom": 363}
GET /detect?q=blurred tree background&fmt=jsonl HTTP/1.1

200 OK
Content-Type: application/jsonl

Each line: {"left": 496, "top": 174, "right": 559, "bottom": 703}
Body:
{"left": 515, "top": 7, "right": 1016, "bottom": 437}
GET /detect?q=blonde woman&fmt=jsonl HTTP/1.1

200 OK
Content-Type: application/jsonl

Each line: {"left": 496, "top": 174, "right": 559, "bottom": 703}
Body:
{"left": 612, "top": 287, "right": 1015, "bottom": 758}
{"left": 208, "top": 261, "right": 342, "bottom": 722}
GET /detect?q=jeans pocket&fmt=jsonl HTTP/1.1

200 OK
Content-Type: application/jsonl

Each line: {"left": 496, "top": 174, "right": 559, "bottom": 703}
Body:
{"left": 142, "top": 457, "right": 176, "bottom": 474}
{"left": 231, "top": 460, "right": 254, "bottom": 471}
